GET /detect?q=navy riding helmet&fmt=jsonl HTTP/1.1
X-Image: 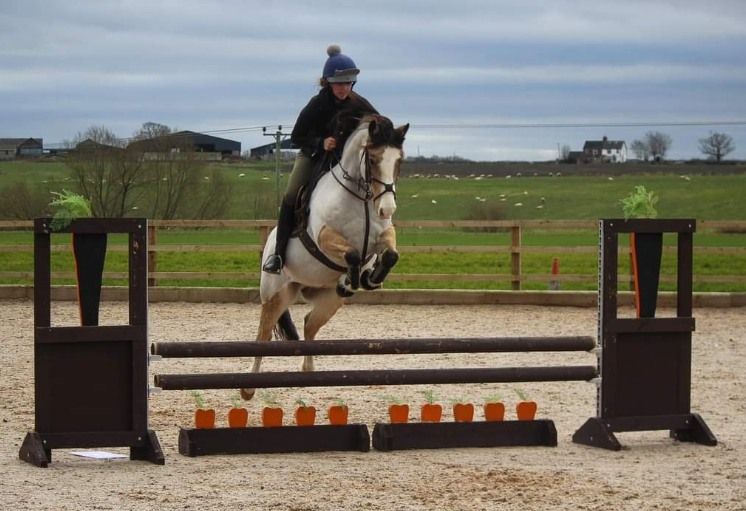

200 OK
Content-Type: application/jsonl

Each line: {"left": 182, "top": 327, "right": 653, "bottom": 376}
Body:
{"left": 322, "top": 45, "right": 360, "bottom": 83}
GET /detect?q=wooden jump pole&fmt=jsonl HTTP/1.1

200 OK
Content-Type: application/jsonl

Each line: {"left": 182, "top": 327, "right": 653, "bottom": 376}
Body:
{"left": 154, "top": 365, "right": 598, "bottom": 391}
{"left": 151, "top": 336, "right": 595, "bottom": 358}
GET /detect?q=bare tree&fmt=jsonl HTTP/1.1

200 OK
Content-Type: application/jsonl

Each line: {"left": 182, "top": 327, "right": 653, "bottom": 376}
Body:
{"left": 77, "top": 125, "right": 123, "bottom": 147}
{"left": 644, "top": 131, "right": 672, "bottom": 161}
{"left": 560, "top": 145, "right": 571, "bottom": 162}
{"left": 192, "top": 168, "right": 232, "bottom": 219}
{"left": 698, "top": 131, "right": 734, "bottom": 162}
{"left": 630, "top": 139, "right": 650, "bottom": 161}
{"left": 132, "top": 121, "right": 173, "bottom": 141}
{"left": 128, "top": 124, "right": 207, "bottom": 219}
{"left": 65, "top": 126, "right": 147, "bottom": 217}
{"left": 0, "top": 181, "right": 51, "bottom": 219}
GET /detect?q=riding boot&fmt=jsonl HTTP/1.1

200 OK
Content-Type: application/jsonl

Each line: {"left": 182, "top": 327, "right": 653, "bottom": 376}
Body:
{"left": 262, "top": 202, "right": 295, "bottom": 274}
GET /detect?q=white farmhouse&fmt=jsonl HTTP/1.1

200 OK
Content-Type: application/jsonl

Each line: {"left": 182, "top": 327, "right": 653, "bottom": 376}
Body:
{"left": 582, "top": 136, "right": 627, "bottom": 163}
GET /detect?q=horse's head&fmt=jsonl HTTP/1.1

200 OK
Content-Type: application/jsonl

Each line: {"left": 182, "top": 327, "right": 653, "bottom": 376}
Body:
{"left": 363, "top": 115, "right": 409, "bottom": 219}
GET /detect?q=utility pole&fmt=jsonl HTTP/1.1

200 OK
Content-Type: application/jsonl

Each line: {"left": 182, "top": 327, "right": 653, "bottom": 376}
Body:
{"left": 263, "top": 125, "right": 291, "bottom": 211}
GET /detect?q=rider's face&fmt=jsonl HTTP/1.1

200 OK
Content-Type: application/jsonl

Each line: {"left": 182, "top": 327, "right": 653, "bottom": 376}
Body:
{"left": 330, "top": 82, "right": 353, "bottom": 101}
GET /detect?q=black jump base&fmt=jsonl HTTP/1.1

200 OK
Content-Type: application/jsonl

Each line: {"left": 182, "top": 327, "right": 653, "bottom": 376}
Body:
{"left": 573, "top": 413, "right": 717, "bottom": 451}
{"left": 178, "top": 424, "right": 371, "bottom": 456}
{"left": 372, "top": 420, "right": 557, "bottom": 451}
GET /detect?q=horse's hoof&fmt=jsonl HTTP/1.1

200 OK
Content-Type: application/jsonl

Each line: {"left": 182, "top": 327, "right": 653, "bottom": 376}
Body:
{"left": 336, "top": 282, "right": 355, "bottom": 298}
{"left": 360, "top": 270, "right": 382, "bottom": 290}
{"left": 262, "top": 254, "right": 283, "bottom": 274}
{"left": 240, "top": 388, "right": 256, "bottom": 401}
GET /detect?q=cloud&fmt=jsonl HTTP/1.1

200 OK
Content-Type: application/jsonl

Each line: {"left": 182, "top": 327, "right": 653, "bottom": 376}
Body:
{"left": 375, "top": 64, "right": 746, "bottom": 86}
{"left": 1, "top": 0, "right": 745, "bottom": 160}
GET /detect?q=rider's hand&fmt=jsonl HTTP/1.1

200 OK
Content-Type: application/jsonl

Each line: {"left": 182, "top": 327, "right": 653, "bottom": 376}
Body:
{"left": 323, "top": 137, "right": 337, "bottom": 151}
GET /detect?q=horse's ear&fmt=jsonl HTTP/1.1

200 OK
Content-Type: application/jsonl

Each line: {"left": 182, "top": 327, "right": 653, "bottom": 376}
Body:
{"left": 368, "top": 115, "right": 393, "bottom": 146}
{"left": 368, "top": 119, "right": 378, "bottom": 139}
{"left": 392, "top": 123, "right": 410, "bottom": 147}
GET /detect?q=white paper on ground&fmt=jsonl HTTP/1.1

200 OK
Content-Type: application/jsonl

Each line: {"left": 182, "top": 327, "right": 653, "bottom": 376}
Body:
{"left": 68, "top": 451, "right": 128, "bottom": 460}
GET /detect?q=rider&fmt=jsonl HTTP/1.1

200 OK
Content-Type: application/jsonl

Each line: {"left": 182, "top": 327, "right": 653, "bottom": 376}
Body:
{"left": 262, "top": 44, "right": 378, "bottom": 274}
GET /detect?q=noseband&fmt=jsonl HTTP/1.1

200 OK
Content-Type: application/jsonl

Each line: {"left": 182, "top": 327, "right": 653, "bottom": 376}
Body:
{"left": 331, "top": 147, "right": 397, "bottom": 203}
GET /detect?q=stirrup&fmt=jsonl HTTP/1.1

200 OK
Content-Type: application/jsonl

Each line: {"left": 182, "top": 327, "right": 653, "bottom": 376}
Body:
{"left": 262, "top": 254, "right": 283, "bottom": 274}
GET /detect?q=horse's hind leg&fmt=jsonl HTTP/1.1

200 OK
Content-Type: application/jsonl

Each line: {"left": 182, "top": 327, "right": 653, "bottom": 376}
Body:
{"left": 241, "top": 282, "right": 300, "bottom": 401}
{"left": 300, "top": 287, "right": 344, "bottom": 372}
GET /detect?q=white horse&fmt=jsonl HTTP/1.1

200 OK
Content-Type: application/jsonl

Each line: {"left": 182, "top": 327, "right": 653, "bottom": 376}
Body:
{"left": 241, "top": 114, "right": 409, "bottom": 400}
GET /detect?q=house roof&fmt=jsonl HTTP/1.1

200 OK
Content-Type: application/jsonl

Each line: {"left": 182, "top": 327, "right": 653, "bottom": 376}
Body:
{"left": 0, "top": 137, "right": 42, "bottom": 148}
{"left": 250, "top": 139, "right": 295, "bottom": 153}
{"left": 75, "top": 139, "right": 122, "bottom": 151}
{"left": 583, "top": 137, "right": 626, "bottom": 151}
{"left": 127, "top": 130, "right": 240, "bottom": 152}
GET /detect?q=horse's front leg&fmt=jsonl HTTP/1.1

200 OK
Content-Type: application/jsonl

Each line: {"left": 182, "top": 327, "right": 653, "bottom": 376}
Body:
{"left": 362, "top": 225, "right": 399, "bottom": 290}
{"left": 317, "top": 225, "right": 361, "bottom": 297}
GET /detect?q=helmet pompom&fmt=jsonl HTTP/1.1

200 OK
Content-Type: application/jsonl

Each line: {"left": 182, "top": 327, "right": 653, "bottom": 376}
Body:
{"left": 327, "top": 44, "right": 341, "bottom": 57}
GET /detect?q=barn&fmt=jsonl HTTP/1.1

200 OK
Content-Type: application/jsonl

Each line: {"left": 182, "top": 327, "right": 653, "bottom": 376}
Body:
{"left": 0, "top": 138, "right": 43, "bottom": 159}
{"left": 128, "top": 131, "right": 240, "bottom": 158}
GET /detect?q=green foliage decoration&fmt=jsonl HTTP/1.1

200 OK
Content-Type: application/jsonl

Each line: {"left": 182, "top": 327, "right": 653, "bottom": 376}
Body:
{"left": 620, "top": 185, "right": 658, "bottom": 220}
{"left": 48, "top": 190, "right": 92, "bottom": 231}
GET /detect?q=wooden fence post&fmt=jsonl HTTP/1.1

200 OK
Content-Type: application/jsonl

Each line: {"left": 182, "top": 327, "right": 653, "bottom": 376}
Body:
{"left": 511, "top": 224, "right": 522, "bottom": 290}
{"left": 148, "top": 224, "right": 157, "bottom": 287}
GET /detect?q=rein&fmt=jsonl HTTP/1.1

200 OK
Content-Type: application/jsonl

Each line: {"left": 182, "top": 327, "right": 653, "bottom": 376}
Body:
{"left": 302, "top": 137, "right": 398, "bottom": 274}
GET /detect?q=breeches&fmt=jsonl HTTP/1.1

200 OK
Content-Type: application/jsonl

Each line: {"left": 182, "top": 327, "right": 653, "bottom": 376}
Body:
{"left": 283, "top": 153, "right": 313, "bottom": 208}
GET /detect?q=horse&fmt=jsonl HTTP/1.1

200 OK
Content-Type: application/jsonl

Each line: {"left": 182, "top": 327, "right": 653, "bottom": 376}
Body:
{"left": 241, "top": 113, "right": 409, "bottom": 400}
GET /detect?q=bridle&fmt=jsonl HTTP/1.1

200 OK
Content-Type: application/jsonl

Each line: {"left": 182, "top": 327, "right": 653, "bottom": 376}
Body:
{"left": 330, "top": 146, "right": 397, "bottom": 204}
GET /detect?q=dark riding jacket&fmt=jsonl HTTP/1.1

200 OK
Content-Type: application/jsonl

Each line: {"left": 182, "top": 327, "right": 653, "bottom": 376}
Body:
{"left": 291, "top": 87, "right": 377, "bottom": 159}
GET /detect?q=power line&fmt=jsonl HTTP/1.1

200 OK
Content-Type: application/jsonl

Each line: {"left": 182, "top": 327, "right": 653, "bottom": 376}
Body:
{"left": 413, "top": 120, "right": 746, "bottom": 129}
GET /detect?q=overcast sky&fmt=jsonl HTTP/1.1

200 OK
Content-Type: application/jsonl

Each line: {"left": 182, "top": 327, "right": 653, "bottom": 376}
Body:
{"left": 2, "top": 0, "right": 746, "bottom": 161}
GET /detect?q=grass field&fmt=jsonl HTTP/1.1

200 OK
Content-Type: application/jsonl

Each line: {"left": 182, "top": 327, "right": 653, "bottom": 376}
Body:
{"left": 1, "top": 159, "right": 745, "bottom": 292}
{"left": 2, "top": 159, "right": 745, "bottom": 220}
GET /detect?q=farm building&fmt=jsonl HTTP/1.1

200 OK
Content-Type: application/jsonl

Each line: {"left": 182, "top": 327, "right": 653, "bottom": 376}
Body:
{"left": 250, "top": 139, "right": 296, "bottom": 160}
{"left": 0, "top": 138, "right": 43, "bottom": 159}
{"left": 75, "top": 139, "right": 122, "bottom": 151}
{"left": 581, "top": 136, "right": 627, "bottom": 163}
{"left": 127, "top": 131, "right": 240, "bottom": 159}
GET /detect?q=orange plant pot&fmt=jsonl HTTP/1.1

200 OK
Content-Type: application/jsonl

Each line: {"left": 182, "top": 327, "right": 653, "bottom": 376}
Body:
{"left": 452, "top": 403, "right": 474, "bottom": 423}
{"left": 420, "top": 403, "right": 443, "bottom": 423}
{"left": 483, "top": 402, "right": 505, "bottom": 422}
{"left": 388, "top": 404, "right": 409, "bottom": 424}
{"left": 327, "top": 405, "right": 349, "bottom": 425}
{"left": 262, "top": 406, "right": 284, "bottom": 427}
{"left": 194, "top": 408, "right": 216, "bottom": 429}
{"left": 295, "top": 406, "right": 317, "bottom": 427}
{"left": 228, "top": 407, "right": 249, "bottom": 428}
{"left": 516, "top": 401, "right": 538, "bottom": 421}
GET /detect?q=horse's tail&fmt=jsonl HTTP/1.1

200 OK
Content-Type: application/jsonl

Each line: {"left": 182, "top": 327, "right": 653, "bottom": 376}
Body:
{"left": 273, "top": 309, "right": 300, "bottom": 341}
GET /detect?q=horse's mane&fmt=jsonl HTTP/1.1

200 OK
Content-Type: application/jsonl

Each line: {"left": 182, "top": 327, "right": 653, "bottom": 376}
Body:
{"left": 332, "top": 110, "right": 404, "bottom": 150}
